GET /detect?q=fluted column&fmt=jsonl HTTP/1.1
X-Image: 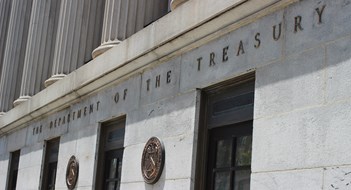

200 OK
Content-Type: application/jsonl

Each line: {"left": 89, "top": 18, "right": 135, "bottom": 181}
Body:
{"left": 92, "top": 0, "right": 129, "bottom": 58}
{"left": 92, "top": 0, "right": 169, "bottom": 59}
{"left": 0, "top": 0, "right": 12, "bottom": 79}
{"left": 44, "top": 0, "right": 105, "bottom": 87}
{"left": 13, "top": 0, "right": 61, "bottom": 106}
{"left": 170, "top": 0, "right": 188, "bottom": 10}
{"left": 0, "top": 0, "right": 33, "bottom": 115}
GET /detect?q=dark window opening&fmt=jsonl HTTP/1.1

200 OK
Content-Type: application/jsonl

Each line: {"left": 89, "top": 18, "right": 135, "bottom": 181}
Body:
{"left": 7, "top": 150, "right": 20, "bottom": 190}
{"left": 196, "top": 73, "right": 255, "bottom": 190}
{"left": 95, "top": 117, "right": 126, "bottom": 190}
{"left": 41, "top": 138, "right": 60, "bottom": 190}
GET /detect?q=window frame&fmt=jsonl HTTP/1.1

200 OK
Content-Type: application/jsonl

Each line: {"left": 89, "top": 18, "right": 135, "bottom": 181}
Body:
{"left": 195, "top": 73, "right": 255, "bottom": 190}
{"left": 95, "top": 117, "right": 126, "bottom": 190}
{"left": 6, "top": 150, "right": 21, "bottom": 190}
{"left": 40, "top": 137, "right": 60, "bottom": 190}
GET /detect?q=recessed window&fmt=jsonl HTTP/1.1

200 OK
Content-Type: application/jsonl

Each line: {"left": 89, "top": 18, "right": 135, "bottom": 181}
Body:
{"left": 41, "top": 138, "right": 60, "bottom": 190}
{"left": 95, "top": 117, "right": 126, "bottom": 190}
{"left": 196, "top": 74, "right": 254, "bottom": 190}
{"left": 7, "top": 150, "right": 20, "bottom": 190}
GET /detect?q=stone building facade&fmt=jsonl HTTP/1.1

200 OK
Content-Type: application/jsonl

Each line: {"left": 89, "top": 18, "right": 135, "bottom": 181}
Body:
{"left": 0, "top": 0, "right": 351, "bottom": 189}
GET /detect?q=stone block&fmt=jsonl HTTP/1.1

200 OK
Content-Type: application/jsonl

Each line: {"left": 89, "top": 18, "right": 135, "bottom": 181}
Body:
{"left": 0, "top": 161, "right": 7, "bottom": 190}
{"left": 55, "top": 137, "right": 77, "bottom": 189}
{"left": 96, "top": 74, "right": 141, "bottom": 122}
{"left": 25, "top": 123, "right": 40, "bottom": 146}
{"left": 16, "top": 166, "right": 41, "bottom": 190}
{"left": 122, "top": 134, "right": 195, "bottom": 184}
{"left": 0, "top": 153, "right": 9, "bottom": 173}
{"left": 121, "top": 144, "right": 144, "bottom": 183}
{"left": 74, "top": 135, "right": 97, "bottom": 187}
{"left": 18, "top": 143, "right": 44, "bottom": 170}
{"left": 324, "top": 166, "right": 351, "bottom": 190}
{"left": 0, "top": 174, "right": 7, "bottom": 190}
{"left": 120, "top": 178, "right": 192, "bottom": 190}
{"left": 255, "top": 47, "right": 325, "bottom": 119}
{"left": 251, "top": 169, "right": 323, "bottom": 190}
{"left": 7, "top": 127, "right": 27, "bottom": 152}
{"left": 284, "top": 0, "right": 351, "bottom": 56}
{"left": 55, "top": 128, "right": 97, "bottom": 188}
{"left": 252, "top": 100, "right": 351, "bottom": 172}
{"left": 125, "top": 91, "right": 197, "bottom": 146}
{"left": 141, "top": 57, "right": 181, "bottom": 105}
{"left": 163, "top": 135, "right": 195, "bottom": 180}
{"left": 326, "top": 35, "right": 351, "bottom": 102}
{"left": 180, "top": 10, "right": 284, "bottom": 92}
{"left": 38, "top": 110, "right": 69, "bottom": 142}
{"left": 0, "top": 136, "right": 7, "bottom": 155}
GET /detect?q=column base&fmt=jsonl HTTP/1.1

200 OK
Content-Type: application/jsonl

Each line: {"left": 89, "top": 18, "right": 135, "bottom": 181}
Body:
{"left": 44, "top": 74, "right": 67, "bottom": 87}
{"left": 92, "top": 41, "right": 121, "bottom": 59}
{"left": 171, "top": 0, "right": 188, "bottom": 10}
{"left": 0, "top": 112, "right": 5, "bottom": 116}
{"left": 13, "top": 95, "right": 32, "bottom": 107}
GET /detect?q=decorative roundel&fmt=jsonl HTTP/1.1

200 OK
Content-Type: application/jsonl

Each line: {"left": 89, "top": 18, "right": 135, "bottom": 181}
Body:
{"left": 141, "top": 137, "right": 165, "bottom": 184}
{"left": 66, "top": 156, "right": 79, "bottom": 190}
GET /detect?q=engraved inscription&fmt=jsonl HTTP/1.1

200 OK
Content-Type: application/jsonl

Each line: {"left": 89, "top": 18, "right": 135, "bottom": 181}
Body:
{"left": 145, "top": 70, "right": 173, "bottom": 92}
{"left": 194, "top": 5, "right": 326, "bottom": 71}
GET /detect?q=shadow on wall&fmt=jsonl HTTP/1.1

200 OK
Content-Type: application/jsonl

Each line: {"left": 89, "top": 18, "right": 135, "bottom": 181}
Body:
{"left": 1, "top": 1, "right": 351, "bottom": 189}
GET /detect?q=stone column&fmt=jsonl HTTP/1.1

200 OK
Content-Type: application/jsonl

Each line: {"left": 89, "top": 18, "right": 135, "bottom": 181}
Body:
{"left": 13, "top": 0, "right": 61, "bottom": 106}
{"left": 44, "top": 0, "right": 104, "bottom": 87}
{"left": 92, "top": 0, "right": 130, "bottom": 58}
{"left": 0, "top": 0, "right": 33, "bottom": 115}
{"left": 0, "top": 0, "right": 12, "bottom": 78}
{"left": 170, "top": 0, "right": 188, "bottom": 10}
{"left": 92, "top": 0, "right": 169, "bottom": 59}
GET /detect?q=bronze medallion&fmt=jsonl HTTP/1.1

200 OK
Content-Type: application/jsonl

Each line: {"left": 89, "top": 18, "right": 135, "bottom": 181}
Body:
{"left": 66, "top": 156, "right": 79, "bottom": 190}
{"left": 141, "top": 137, "right": 165, "bottom": 184}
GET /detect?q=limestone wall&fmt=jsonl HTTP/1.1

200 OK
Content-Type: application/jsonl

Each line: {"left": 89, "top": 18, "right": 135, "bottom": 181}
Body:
{"left": 0, "top": 0, "right": 351, "bottom": 189}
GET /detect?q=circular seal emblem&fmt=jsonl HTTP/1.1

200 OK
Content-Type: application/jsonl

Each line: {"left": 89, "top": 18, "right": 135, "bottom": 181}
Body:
{"left": 141, "top": 137, "right": 165, "bottom": 184}
{"left": 66, "top": 156, "right": 79, "bottom": 189}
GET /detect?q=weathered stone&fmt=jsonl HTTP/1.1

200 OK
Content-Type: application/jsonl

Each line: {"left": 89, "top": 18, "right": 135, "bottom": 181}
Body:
{"left": 325, "top": 35, "right": 351, "bottom": 103}
{"left": 254, "top": 47, "right": 325, "bottom": 119}
{"left": 323, "top": 166, "right": 351, "bottom": 190}
{"left": 252, "top": 100, "right": 351, "bottom": 172}
{"left": 284, "top": 0, "right": 351, "bottom": 56}
{"left": 251, "top": 169, "right": 324, "bottom": 190}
